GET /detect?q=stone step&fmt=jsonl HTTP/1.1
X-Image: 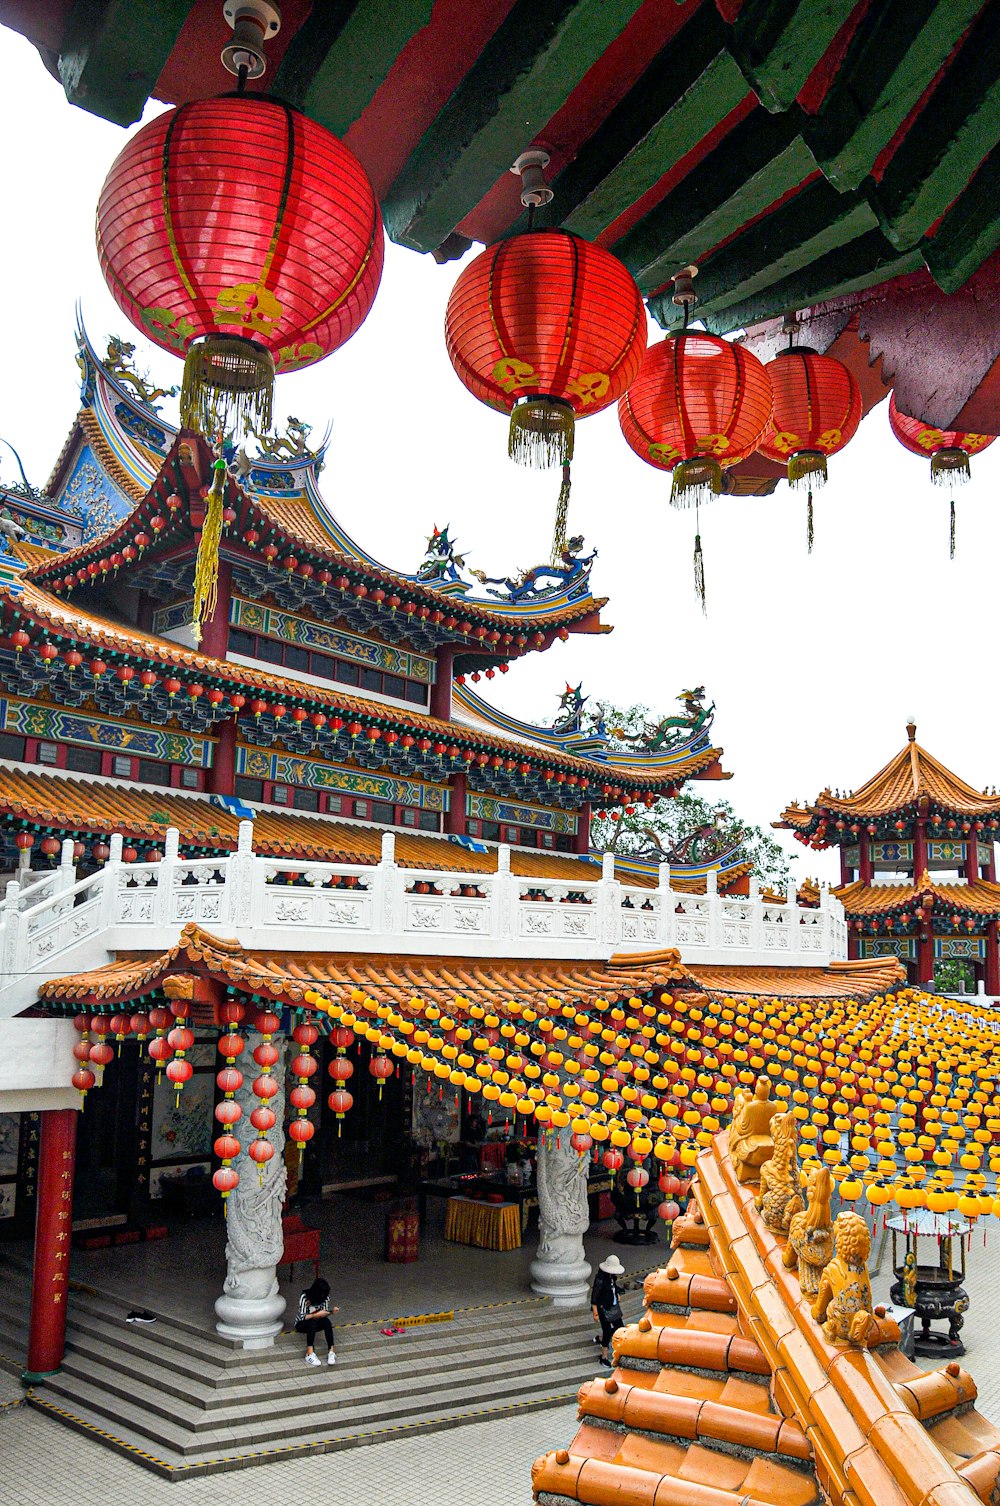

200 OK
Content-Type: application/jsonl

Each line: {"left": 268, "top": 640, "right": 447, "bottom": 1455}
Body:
{"left": 51, "top": 1310, "right": 607, "bottom": 1427}
{"left": 36, "top": 1345, "right": 599, "bottom": 1459}
{"left": 28, "top": 1381, "right": 584, "bottom": 1479}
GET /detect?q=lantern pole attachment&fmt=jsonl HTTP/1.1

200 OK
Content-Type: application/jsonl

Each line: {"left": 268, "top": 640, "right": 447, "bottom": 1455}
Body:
{"left": 511, "top": 150, "right": 554, "bottom": 210}
{"left": 221, "top": 2, "right": 282, "bottom": 81}
{"left": 671, "top": 266, "right": 698, "bottom": 329}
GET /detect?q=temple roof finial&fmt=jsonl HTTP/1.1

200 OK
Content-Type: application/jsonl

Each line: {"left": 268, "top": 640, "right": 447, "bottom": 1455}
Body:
{"left": 906, "top": 719, "right": 917, "bottom": 743}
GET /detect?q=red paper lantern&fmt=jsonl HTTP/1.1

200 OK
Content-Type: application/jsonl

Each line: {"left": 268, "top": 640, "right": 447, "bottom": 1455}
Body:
{"left": 96, "top": 96, "right": 384, "bottom": 436}
{"left": 758, "top": 348, "right": 862, "bottom": 551}
{"left": 214, "top": 1134, "right": 241, "bottom": 1162}
{"left": 328, "top": 1056, "right": 354, "bottom": 1082}
{"left": 888, "top": 393, "right": 996, "bottom": 558}
{"left": 212, "top": 1166, "right": 239, "bottom": 1198}
{"left": 248, "top": 1138, "right": 275, "bottom": 1166}
{"left": 289, "top": 1118, "right": 315, "bottom": 1146}
{"left": 619, "top": 334, "right": 773, "bottom": 505}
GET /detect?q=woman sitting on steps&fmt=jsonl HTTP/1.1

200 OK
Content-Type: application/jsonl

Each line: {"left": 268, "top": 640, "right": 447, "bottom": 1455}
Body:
{"left": 295, "top": 1276, "right": 339, "bottom": 1366}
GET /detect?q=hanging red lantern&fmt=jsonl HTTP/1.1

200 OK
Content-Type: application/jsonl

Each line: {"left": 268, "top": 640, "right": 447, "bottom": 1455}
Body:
{"left": 758, "top": 347, "right": 862, "bottom": 552}
{"left": 619, "top": 327, "right": 772, "bottom": 609}
{"left": 445, "top": 228, "right": 645, "bottom": 555}
{"left": 602, "top": 1147, "right": 624, "bottom": 1172}
{"left": 212, "top": 1165, "right": 240, "bottom": 1199}
{"left": 888, "top": 394, "right": 996, "bottom": 559}
{"left": 96, "top": 96, "right": 383, "bottom": 437}
{"left": 369, "top": 1054, "right": 395, "bottom": 1099}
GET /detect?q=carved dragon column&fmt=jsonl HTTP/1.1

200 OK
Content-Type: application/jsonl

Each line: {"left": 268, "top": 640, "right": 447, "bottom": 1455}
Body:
{"left": 215, "top": 1029, "right": 287, "bottom": 1348}
{"left": 530, "top": 1130, "right": 591, "bottom": 1307}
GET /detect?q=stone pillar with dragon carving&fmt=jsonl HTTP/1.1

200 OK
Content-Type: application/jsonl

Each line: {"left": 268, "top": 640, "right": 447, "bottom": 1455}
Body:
{"left": 530, "top": 1130, "right": 591, "bottom": 1307}
{"left": 215, "top": 1030, "right": 287, "bottom": 1348}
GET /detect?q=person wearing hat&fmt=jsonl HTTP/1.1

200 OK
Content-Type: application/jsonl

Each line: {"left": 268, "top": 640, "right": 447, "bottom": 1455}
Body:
{"left": 591, "top": 1255, "right": 625, "bottom": 1368}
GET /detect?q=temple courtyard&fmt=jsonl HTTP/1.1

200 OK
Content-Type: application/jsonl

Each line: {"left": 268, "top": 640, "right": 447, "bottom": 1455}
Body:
{"left": 2, "top": 1198, "right": 1000, "bottom": 1504}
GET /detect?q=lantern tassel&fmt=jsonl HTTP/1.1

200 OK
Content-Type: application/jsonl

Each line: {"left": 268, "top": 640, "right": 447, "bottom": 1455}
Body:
{"left": 949, "top": 497, "right": 956, "bottom": 561}
{"left": 509, "top": 398, "right": 575, "bottom": 470}
{"left": 671, "top": 457, "right": 722, "bottom": 509}
{"left": 806, "top": 486, "right": 814, "bottom": 555}
{"left": 551, "top": 462, "right": 571, "bottom": 565}
{"left": 191, "top": 458, "right": 227, "bottom": 646}
{"left": 180, "top": 335, "right": 274, "bottom": 438}
{"left": 693, "top": 509, "right": 706, "bottom": 616}
{"left": 931, "top": 448, "right": 971, "bottom": 487}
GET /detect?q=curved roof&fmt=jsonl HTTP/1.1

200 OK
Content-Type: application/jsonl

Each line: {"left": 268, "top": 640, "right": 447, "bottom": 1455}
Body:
{"left": 777, "top": 722, "right": 1000, "bottom": 839}
{"left": 836, "top": 876, "right": 1000, "bottom": 920}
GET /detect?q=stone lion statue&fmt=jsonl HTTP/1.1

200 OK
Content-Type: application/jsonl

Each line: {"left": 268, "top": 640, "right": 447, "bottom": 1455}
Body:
{"left": 754, "top": 1112, "right": 803, "bottom": 1233}
{"left": 783, "top": 1165, "right": 834, "bottom": 1295}
{"left": 812, "top": 1210, "right": 874, "bottom": 1344}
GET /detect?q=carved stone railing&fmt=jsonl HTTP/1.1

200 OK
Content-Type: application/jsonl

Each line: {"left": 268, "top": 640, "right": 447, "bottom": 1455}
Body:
{"left": 0, "top": 826, "right": 847, "bottom": 1016}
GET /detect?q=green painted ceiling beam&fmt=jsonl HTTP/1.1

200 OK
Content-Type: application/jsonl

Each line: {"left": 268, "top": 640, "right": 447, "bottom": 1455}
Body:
{"left": 924, "top": 145, "right": 1000, "bottom": 294}
{"left": 680, "top": 231, "right": 924, "bottom": 336}
{"left": 868, "top": 1, "right": 1000, "bottom": 251}
{"left": 507, "top": 7, "right": 746, "bottom": 241}
{"left": 57, "top": 0, "right": 194, "bottom": 126}
{"left": 804, "top": 0, "right": 984, "bottom": 192}
{"left": 665, "top": 185, "right": 878, "bottom": 326}
{"left": 381, "top": 0, "right": 645, "bottom": 253}
{"left": 612, "top": 113, "right": 814, "bottom": 291}
{"left": 272, "top": 1, "right": 434, "bottom": 138}
{"left": 728, "top": 0, "right": 859, "bottom": 113}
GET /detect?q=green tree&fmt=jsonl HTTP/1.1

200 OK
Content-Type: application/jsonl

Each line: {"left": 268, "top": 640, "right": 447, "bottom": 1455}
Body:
{"left": 588, "top": 702, "right": 792, "bottom": 885}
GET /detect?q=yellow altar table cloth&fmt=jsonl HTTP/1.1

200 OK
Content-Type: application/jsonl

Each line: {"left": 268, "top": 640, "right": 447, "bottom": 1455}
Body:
{"left": 444, "top": 1196, "right": 521, "bottom": 1251}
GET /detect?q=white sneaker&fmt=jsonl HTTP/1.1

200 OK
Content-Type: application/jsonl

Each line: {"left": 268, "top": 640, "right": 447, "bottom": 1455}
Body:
{"left": 305, "top": 1353, "right": 321, "bottom": 1366}
{"left": 327, "top": 1351, "right": 336, "bottom": 1366}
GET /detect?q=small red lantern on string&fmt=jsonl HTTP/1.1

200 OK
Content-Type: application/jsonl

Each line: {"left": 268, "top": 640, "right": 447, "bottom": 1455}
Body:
{"left": 758, "top": 345, "right": 862, "bottom": 552}
{"left": 369, "top": 1053, "right": 395, "bottom": 1100}
{"left": 619, "top": 297, "right": 772, "bottom": 608}
{"left": 445, "top": 222, "right": 645, "bottom": 557}
{"left": 888, "top": 394, "right": 996, "bottom": 558}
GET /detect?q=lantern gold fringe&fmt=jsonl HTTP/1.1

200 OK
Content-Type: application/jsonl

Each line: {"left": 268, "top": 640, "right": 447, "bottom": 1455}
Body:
{"left": 191, "top": 458, "right": 227, "bottom": 647}
{"left": 788, "top": 450, "right": 827, "bottom": 488}
{"left": 551, "top": 462, "right": 571, "bottom": 565}
{"left": 931, "top": 448, "right": 971, "bottom": 486}
{"left": 670, "top": 457, "right": 722, "bottom": 509}
{"left": 509, "top": 398, "right": 575, "bottom": 469}
{"left": 180, "top": 336, "right": 275, "bottom": 437}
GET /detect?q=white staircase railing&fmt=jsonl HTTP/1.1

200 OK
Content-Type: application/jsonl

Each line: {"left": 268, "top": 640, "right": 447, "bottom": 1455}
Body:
{"left": 0, "top": 825, "right": 847, "bottom": 1016}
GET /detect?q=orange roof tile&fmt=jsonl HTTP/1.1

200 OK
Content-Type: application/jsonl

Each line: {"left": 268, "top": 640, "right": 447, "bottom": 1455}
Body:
{"left": 835, "top": 876, "right": 1000, "bottom": 918}
{"left": 36, "top": 926, "right": 905, "bottom": 1011}
{"left": 778, "top": 723, "right": 1000, "bottom": 828}
{"left": 3, "top": 584, "right": 717, "bottom": 791}
{"left": 36, "top": 924, "right": 693, "bottom": 1007}
{"left": 534, "top": 1124, "right": 1000, "bottom": 1506}
{"left": 683, "top": 958, "right": 907, "bottom": 999}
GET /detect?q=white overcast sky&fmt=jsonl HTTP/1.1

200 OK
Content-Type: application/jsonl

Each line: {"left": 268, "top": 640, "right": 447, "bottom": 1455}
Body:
{"left": 2, "top": 26, "right": 998, "bottom": 883}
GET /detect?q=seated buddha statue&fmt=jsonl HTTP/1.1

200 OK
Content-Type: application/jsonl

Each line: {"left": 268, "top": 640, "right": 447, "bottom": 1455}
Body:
{"left": 728, "top": 1078, "right": 779, "bottom": 1184}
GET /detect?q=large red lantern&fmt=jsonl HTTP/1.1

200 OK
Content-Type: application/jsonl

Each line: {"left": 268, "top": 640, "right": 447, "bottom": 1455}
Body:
{"left": 758, "top": 348, "right": 862, "bottom": 552}
{"left": 619, "top": 334, "right": 773, "bottom": 503}
{"left": 618, "top": 331, "right": 772, "bottom": 608}
{"left": 445, "top": 228, "right": 645, "bottom": 555}
{"left": 888, "top": 394, "right": 996, "bottom": 558}
{"left": 96, "top": 96, "right": 383, "bottom": 437}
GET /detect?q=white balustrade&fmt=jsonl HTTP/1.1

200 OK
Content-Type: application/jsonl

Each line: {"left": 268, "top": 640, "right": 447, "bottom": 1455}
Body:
{"left": 0, "top": 822, "right": 848, "bottom": 1016}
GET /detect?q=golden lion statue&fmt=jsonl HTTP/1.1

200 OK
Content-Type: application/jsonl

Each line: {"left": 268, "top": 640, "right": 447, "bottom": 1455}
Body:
{"left": 754, "top": 1112, "right": 803, "bottom": 1233}
{"left": 783, "top": 1166, "right": 834, "bottom": 1294}
{"left": 812, "top": 1211, "right": 873, "bottom": 1343}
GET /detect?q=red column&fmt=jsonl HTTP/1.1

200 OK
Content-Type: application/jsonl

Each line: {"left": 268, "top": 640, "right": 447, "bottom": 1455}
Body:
{"left": 431, "top": 647, "right": 455, "bottom": 721}
{"left": 575, "top": 801, "right": 592, "bottom": 856}
{"left": 847, "top": 928, "right": 859, "bottom": 960}
{"left": 209, "top": 716, "right": 237, "bottom": 797}
{"left": 446, "top": 771, "right": 467, "bottom": 836}
{"left": 986, "top": 844, "right": 997, "bottom": 882}
{"left": 24, "top": 1108, "right": 77, "bottom": 1380}
{"left": 839, "top": 846, "right": 851, "bottom": 886}
{"left": 964, "top": 835, "right": 979, "bottom": 882}
{"left": 859, "top": 839, "right": 872, "bottom": 885}
{"left": 198, "top": 557, "right": 232, "bottom": 661}
{"left": 913, "top": 817, "right": 928, "bottom": 879}
{"left": 917, "top": 929, "right": 935, "bottom": 988}
{"left": 987, "top": 919, "right": 1000, "bottom": 996}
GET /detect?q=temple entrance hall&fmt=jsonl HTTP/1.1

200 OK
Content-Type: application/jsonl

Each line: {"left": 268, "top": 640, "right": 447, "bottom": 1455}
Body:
{"left": 0, "top": 1187, "right": 653, "bottom": 1474}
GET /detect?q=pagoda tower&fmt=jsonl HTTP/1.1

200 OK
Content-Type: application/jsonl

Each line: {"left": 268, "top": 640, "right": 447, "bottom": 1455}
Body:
{"left": 777, "top": 722, "right": 1000, "bottom": 994}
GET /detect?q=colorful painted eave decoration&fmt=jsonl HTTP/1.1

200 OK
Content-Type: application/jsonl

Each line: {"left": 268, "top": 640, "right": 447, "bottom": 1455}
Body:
{"left": 14, "top": 0, "right": 1000, "bottom": 330}
{"left": 25, "top": 433, "right": 608, "bottom": 665}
